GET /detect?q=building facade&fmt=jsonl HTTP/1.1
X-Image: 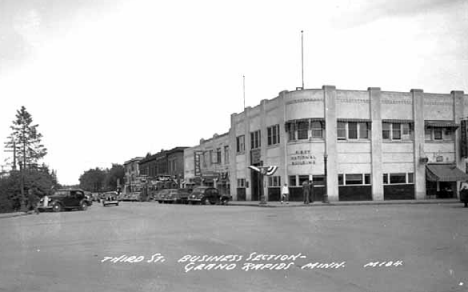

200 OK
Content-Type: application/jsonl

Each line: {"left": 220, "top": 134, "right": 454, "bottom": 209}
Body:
{"left": 184, "top": 133, "right": 230, "bottom": 193}
{"left": 139, "top": 147, "right": 188, "bottom": 180}
{"left": 123, "top": 157, "right": 144, "bottom": 193}
{"left": 229, "top": 86, "right": 468, "bottom": 202}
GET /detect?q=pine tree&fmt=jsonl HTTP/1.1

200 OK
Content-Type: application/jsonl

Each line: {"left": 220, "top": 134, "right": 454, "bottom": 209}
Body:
{"left": 10, "top": 106, "right": 48, "bottom": 170}
{"left": 7, "top": 106, "right": 48, "bottom": 210}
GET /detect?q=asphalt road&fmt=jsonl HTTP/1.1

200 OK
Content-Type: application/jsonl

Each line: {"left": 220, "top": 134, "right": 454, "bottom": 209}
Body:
{"left": 0, "top": 202, "right": 467, "bottom": 292}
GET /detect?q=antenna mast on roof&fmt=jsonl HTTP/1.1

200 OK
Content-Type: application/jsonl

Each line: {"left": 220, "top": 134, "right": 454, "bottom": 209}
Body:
{"left": 243, "top": 75, "right": 246, "bottom": 110}
{"left": 301, "top": 30, "right": 304, "bottom": 90}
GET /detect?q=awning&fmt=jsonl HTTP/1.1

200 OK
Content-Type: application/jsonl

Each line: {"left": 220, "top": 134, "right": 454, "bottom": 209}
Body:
{"left": 337, "top": 118, "right": 371, "bottom": 123}
{"left": 382, "top": 119, "right": 414, "bottom": 124}
{"left": 425, "top": 120, "right": 459, "bottom": 128}
{"left": 426, "top": 164, "right": 468, "bottom": 182}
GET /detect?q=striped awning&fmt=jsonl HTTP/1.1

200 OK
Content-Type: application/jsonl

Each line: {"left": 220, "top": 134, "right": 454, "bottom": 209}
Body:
{"left": 425, "top": 120, "right": 459, "bottom": 128}
{"left": 337, "top": 118, "right": 371, "bottom": 122}
{"left": 426, "top": 164, "right": 468, "bottom": 182}
{"left": 382, "top": 119, "right": 414, "bottom": 124}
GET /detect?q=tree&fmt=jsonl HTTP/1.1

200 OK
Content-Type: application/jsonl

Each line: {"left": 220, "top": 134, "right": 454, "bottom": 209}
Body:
{"left": 79, "top": 168, "right": 107, "bottom": 192}
{"left": 6, "top": 106, "right": 48, "bottom": 210}
{"left": 103, "top": 164, "right": 125, "bottom": 191}
{"left": 9, "top": 106, "right": 47, "bottom": 169}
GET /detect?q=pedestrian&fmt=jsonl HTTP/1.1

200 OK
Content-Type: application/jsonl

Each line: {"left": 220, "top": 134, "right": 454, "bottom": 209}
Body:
{"left": 302, "top": 180, "right": 310, "bottom": 204}
{"left": 460, "top": 181, "right": 468, "bottom": 208}
{"left": 281, "top": 183, "right": 289, "bottom": 204}
{"left": 309, "top": 180, "right": 315, "bottom": 203}
{"left": 26, "top": 188, "right": 40, "bottom": 215}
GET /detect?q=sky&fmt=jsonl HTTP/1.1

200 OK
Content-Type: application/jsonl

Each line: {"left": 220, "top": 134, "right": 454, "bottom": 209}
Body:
{"left": 0, "top": 0, "right": 467, "bottom": 185}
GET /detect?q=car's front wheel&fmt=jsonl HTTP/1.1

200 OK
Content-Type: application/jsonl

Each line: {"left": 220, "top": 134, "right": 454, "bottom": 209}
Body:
{"left": 221, "top": 198, "right": 229, "bottom": 205}
{"left": 80, "top": 201, "right": 88, "bottom": 211}
{"left": 52, "top": 202, "right": 62, "bottom": 212}
{"left": 202, "top": 197, "right": 210, "bottom": 205}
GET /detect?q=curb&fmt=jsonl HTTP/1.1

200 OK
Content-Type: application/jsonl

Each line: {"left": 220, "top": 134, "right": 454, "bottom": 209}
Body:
{"left": 228, "top": 200, "right": 460, "bottom": 208}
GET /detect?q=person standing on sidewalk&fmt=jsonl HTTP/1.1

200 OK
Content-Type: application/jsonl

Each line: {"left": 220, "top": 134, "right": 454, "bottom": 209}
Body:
{"left": 281, "top": 183, "right": 290, "bottom": 204}
{"left": 309, "top": 180, "right": 315, "bottom": 203}
{"left": 302, "top": 180, "right": 310, "bottom": 204}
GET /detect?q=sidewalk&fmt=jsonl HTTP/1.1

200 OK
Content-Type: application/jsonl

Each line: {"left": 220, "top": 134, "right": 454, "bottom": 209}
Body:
{"left": 228, "top": 199, "right": 461, "bottom": 208}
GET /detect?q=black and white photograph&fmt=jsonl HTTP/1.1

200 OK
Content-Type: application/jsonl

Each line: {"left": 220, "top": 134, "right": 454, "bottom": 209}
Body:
{"left": 0, "top": 0, "right": 467, "bottom": 291}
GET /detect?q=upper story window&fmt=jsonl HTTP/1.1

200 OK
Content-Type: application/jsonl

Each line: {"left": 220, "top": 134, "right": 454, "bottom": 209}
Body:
{"left": 215, "top": 148, "right": 221, "bottom": 164}
{"left": 425, "top": 121, "right": 457, "bottom": 141}
{"left": 383, "top": 121, "right": 413, "bottom": 141}
{"left": 285, "top": 119, "right": 325, "bottom": 142}
{"left": 267, "top": 124, "right": 280, "bottom": 146}
{"left": 224, "top": 146, "right": 229, "bottom": 164}
{"left": 236, "top": 135, "right": 245, "bottom": 153}
{"left": 250, "top": 130, "right": 261, "bottom": 149}
{"left": 337, "top": 121, "right": 371, "bottom": 140}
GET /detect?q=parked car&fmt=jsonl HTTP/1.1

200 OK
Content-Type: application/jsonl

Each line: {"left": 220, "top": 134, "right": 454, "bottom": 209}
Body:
{"left": 177, "top": 188, "right": 191, "bottom": 204}
{"left": 162, "top": 189, "right": 182, "bottom": 204}
{"left": 187, "top": 187, "right": 231, "bottom": 205}
{"left": 38, "top": 188, "right": 92, "bottom": 212}
{"left": 155, "top": 189, "right": 170, "bottom": 204}
{"left": 102, "top": 191, "right": 119, "bottom": 207}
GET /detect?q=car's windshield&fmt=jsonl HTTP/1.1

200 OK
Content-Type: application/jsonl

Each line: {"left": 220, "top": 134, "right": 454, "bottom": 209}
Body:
{"left": 191, "top": 188, "right": 206, "bottom": 195}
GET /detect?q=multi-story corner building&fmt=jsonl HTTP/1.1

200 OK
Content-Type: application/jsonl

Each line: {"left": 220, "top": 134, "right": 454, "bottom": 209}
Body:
{"left": 229, "top": 86, "right": 468, "bottom": 202}
{"left": 184, "top": 133, "right": 230, "bottom": 194}
{"left": 123, "top": 157, "right": 144, "bottom": 193}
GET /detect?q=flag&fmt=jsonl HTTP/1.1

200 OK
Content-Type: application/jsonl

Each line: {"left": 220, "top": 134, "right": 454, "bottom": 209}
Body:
{"left": 248, "top": 165, "right": 278, "bottom": 176}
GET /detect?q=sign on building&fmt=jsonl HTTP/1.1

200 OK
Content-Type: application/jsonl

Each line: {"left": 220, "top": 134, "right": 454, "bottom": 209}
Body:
{"left": 194, "top": 151, "right": 202, "bottom": 176}
{"left": 461, "top": 120, "right": 467, "bottom": 158}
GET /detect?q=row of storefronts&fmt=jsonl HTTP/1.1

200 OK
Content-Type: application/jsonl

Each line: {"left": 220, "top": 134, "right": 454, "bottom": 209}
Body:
{"left": 124, "top": 85, "right": 468, "bottom": 202}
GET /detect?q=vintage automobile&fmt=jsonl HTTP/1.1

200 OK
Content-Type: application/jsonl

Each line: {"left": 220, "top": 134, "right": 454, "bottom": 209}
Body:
{"left": 155, "top": 189, "right": 170, "bottom": 204}
{"left": 187, "top": 186, "right": 232, "bottom": 205}
{"left": 162, "top": 189, "right": 182, "bottom": 204}
{"left": 38, "top": 188, "right": 92, "bottom": 212}
{"left": 102, "top": 191, "right": 119, "bottom": 207}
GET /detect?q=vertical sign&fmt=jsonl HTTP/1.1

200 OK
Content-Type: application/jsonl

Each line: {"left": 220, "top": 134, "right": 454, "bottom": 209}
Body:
{"left": 461, "top": 120, "right": 467, "bottom": 158}
{"left": 194, "top": 151, "right": 202, "bottom": 176}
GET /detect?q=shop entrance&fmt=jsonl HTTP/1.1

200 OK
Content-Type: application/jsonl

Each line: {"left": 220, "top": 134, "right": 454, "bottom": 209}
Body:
{"left": 251, "top": 163, "right": 261, "bottom": 201}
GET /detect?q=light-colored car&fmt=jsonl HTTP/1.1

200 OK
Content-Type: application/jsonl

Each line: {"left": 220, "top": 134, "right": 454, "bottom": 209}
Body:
{"left": 102, "top": 191, "right": 119, "bottom": 207}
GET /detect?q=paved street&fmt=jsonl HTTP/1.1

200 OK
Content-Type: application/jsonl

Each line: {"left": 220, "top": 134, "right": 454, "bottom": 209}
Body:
{"left": 0, "top": 202, "right": 467, "bottom": 292}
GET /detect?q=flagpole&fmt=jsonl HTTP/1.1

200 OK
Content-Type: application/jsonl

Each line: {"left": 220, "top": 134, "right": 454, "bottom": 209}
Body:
{"left": 301, "top": 30, "right": 304, "bottom": 89}
{"left": 243, "top": 75, "right": 246, "bottom": 110}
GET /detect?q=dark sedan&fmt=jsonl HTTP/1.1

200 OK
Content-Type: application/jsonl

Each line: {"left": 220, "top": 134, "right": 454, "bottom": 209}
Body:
{"left": 187, "top": 187, "right": 231, "bottom": 205}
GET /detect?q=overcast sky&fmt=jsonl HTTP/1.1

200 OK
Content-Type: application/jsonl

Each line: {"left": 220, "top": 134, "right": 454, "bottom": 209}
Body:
{"left": 0, "top": 0, "right": 467, "bottom": 185}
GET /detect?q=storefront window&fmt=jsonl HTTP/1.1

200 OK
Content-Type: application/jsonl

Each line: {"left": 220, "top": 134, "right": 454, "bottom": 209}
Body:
{"left": 345, "top": 174, "right": 363, "bottom": 185}
{"left": 390, "top": 173, "right": 406, "bottom": 184}
{"left": 408, "top": 173, "right": 414, "bottom": 183}
{"left": 312, "top": 175, "right": 325, "bottom": 186}
{"left": 383, "top": 173, "right": 388, "bottom": 184}
{"left": 298, "top": 175, "right": 309, "bottom": 186}
{"left": 338, "top": 174, "right": 344, "bottom": 185}
{"left": 364, "top": 174, "right": 371, "bottom": 185}
{"left": 289, "top": 175, "right": 297, "bottom": 187}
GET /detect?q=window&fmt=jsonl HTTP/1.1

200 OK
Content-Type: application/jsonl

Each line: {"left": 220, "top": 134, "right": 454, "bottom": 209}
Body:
{"left": 345, "top": 174, "right": 363, "bottom": 185}
{"left": 364, "top": 174, "right": 371, "bottom": 185}
{"left": 298, "top": 175, "right": 309, "bottom": 186}
{"left": 251, "top": 130, "right": 261, "bottom": 149}
{"left": 287, "top": 123, "right": 296, "bottom": 141}
{"left": 224, "top": 146, "right": 229, "bottom": 164}
{"left": 425, "top": 127, "right": 454, "bottom": 141}
{"left": 338, "top": 174, "right": 344, "bottom": 185}
{"left": 297, "top": 121, "right": 309, "bottom": 140}
{"left": 383, "top": 122, "right": 413, "bottom": 141}
{"left": 337, "top": 122, "right": 346, "bottom": 140}
{"left": 312, "top": 175, "right": 325, "bottom": 186}
{"left": 338, "top": 121, "right": 371, "bottom": 140}
{"left": 268, "top": 176, "right": 281, "bottom": 187}
{"left": 237, "top": 178, "right": 246, "bottom": 188}
{"left": 216, "top": 148, "right": 221, "bottom": 164}
{"left": 382, "top": 123, "right": 391, "bottom": 139}
{"left": 236, "top": 135, "right": 245, "bottom": 153}
{"left": 348, "top": 122, "right": 358, "bottom": 139}
{"left": 267, "top": 124, "right": 280, "bottom": 146}
{"left": 408, "top": 173, "right": 414, "bottom": 183}
{"left": 311, "top": 122, "right": 323, "bottom": 139}
{"left": 392, "top": 123, "right": 401, "bottom": 140}
{"left": 289, "top": 175, "right": 297, "bottom": 186}
{"left": 390, "top": 173, "right": 406, "bottom": 184}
